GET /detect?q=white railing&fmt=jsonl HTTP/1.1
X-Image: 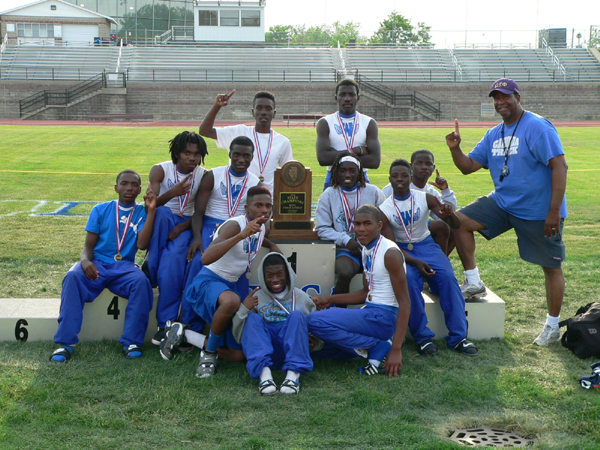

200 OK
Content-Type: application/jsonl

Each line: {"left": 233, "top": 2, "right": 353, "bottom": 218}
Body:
{"left": 0, "top": 33, "right": 8, "bottom": 63}
{"left": 453, "top": 43, "right": 534, "bottom": 49}
{"left": 154, "top": 29, "right": 172, "bottom": 45}
{"left": 337, "top": 41, "right": 347, "bottom": 78}
{"left": 115, "top": 39, "right": 124, "bottom": 73}
{"left": 449, "top": 48, "right": 462, "bottom": 80}
{"left": 542, "top": 37, "right": 567, "bottom": 79}
{"left": 172, "top": 26, "right": 194, "bottom": 41}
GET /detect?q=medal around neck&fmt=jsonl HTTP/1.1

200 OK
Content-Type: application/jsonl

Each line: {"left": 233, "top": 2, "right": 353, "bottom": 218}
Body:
{"left": 114, "top": 253, "right": 123, "bottom": 261}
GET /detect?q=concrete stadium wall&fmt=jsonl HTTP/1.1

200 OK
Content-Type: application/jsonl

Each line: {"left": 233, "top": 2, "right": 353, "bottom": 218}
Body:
{"left": 1, "top": 80, "right": 599, "bottom": 121}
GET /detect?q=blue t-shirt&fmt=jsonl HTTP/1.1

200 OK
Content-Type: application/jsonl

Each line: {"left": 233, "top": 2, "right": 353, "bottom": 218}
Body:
{"left": 468, "top": 111, "right": 568, "bottom": 221}
{"left": 85, "top": 200, "right": 147, "bottom": 264}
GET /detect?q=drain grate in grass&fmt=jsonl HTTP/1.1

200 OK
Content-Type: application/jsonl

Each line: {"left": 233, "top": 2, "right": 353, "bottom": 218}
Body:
{"left": 449, "top": 428, "right": 533, "bottom": 447}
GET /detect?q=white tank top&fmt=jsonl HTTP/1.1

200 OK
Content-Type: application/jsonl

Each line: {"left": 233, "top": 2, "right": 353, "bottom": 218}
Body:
{"left": 204, "top": 166, "right": 261, "bottom": 220}
{"left": 379, "top": 190, "right": 431, "bottom": 243}
{"left": 207, "top": 215, "right": 265, "bottom": 282}
{"left": 158, "top": 161, "right": 205, "bottom": 217}
{"left": 324, "top": 111, "right": 373, "bottom": 171}
{"left": 362, "top": 236, "right": 404, "bottom": 308}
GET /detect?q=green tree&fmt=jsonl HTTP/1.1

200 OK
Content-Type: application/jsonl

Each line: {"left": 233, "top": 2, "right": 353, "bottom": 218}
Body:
{"left": 265, "top": 21, "right": 365, "bottom": 47}
{"left": 265, "top": 25, "right": 296, "bottom": 44}
{"left": 589, "top": 26, "right": 600, "bottom": 48}
{"left": 369, "top": 11, "right": 432, "bottom": 46}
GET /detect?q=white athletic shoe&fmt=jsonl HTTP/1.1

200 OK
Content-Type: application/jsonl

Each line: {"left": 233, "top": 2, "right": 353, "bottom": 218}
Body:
{"left": 461, "top": 280, "right": 487, "bottom": 300}
{"left": 533, "top": 324, "right": 560, "bottom": 346}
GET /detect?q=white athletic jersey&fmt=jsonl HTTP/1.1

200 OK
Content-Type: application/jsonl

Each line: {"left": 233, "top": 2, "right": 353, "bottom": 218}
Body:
{"left": 362, "top": 236, "right": 404, "bottom": 308}
{"left": 215, "top": 124, "right": 293, "bottom": 191}
{"left": 323, "top": 111, "right": 373, "bottom": 171}
{"left": 207, "top": 215, "right": 265, "bottom": 282}
{"left": 382, "top": 182, "right": 457, "bottom": 220}
{"left": 158, "top": 161, "right": 205, "bottom": 217}
{"left": 380, "top": 190, "right": 431, "bottom": 243}
{"left": 204, "top": 166, "right": 261, "bottom": 220}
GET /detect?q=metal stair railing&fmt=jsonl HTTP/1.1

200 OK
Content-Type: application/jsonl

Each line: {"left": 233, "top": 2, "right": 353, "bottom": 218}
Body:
{"left": 356, "top": 73, "right": 441, "bottom": 120}
{"left": 19, "top": 71, "right": 125, "bottom": 117}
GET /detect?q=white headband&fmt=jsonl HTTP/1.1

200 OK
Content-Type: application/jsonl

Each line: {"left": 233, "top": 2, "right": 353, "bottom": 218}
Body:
{"left": 339, "top": 156, "right": 360, "bottom": 167}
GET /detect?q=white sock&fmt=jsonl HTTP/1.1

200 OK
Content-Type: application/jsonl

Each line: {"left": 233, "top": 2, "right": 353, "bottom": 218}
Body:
{"left": 259, "top": 367, "right": 276, "bottom": 394}
{"left": 464, "top": 268, "right": 481, "bottom": 285}
{"left": 285, "top": 370, "right": 300, "bottom": 381}
{"left": 260, "top": 366, "right": 273, "bottom": 381}
{"left": 546, "top": 314, "right": 560, "bottom": 329}
{"left": 369, "top": 359, "right": 381, "bottom": 367}
{"left": 184, "top": 329, "right": 206, "bottom": 349}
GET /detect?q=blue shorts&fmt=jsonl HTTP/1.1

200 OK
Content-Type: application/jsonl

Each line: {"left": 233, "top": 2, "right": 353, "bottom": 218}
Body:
{"left": 459, "top": 195, "right": 565, "bottom": 268}
{"left": 185, "top": 267, "right": 240, "bottom": 324}
{"left": 336, "top": 249, "right": 362, "bottom": 269}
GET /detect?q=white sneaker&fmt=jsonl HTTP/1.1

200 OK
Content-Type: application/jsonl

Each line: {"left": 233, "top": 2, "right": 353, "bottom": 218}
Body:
{"left": 533, "top": 324, "right": 560, "bottom": 346}
{"left": 196, "top": 350, "right": 217, "bottom": 378}
{"left": 461, "top": 280, "right": 487, "bottom": 300}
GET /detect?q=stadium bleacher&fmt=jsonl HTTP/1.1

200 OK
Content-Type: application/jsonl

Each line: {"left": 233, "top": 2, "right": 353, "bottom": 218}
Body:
{"left": 2, "top": 44, "right": 599, "bottom": 83}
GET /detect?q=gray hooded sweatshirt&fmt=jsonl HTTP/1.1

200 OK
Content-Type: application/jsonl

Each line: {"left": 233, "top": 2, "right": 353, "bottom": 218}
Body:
{"left": 232, "top": 252, "right": 316, "bottom": 344}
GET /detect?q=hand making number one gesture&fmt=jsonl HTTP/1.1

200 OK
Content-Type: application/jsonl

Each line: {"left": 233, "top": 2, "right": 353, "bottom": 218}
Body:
{"left": 445, "top": 119, "right": 462, "bottom": 151}
{"left": 215, "top": 89, "right": 236, "bottom": 107}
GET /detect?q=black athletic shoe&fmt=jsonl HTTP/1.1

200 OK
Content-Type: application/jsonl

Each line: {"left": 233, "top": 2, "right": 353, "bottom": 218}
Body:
{"left": 151, "top": 328, "right": 165, "bottom": 346}
{"left": 452, "top": 338, "right": 478, "bottom": 356}
{"left": 418, "top": 341, "right": 439, "bottom": 356}
{"left": 159, "top": 321, "right": 187, "bottom": 361}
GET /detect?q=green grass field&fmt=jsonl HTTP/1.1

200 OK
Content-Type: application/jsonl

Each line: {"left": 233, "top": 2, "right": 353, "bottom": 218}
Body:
{"left": 1, "top": 125, "right": 599, "bottom": 449}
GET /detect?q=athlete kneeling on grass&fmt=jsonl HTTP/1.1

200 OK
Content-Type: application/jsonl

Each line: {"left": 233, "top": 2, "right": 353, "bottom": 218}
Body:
{"left": 230, "top": 252, "right": 316, "bottom": 395}
{"left": 50, "top": 170, "right": 157, "bottom": 362}
{"left": 308, "top": 204, "right": 410, "bottom": 377}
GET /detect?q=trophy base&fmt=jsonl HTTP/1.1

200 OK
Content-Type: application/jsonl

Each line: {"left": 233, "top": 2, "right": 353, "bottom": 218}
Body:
{"left": 269, "top": 220, "right": 318, "bottom": 240}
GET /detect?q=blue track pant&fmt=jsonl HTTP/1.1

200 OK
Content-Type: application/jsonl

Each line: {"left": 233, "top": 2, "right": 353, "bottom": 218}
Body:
{"left": 242, "top": 311, "right": 313, "bottom": 379}
{"left": 54, "top": 260, "right": 153, "bottom": 346}
{"left": 399, "top": 236, "right": 467, "bottom": 347}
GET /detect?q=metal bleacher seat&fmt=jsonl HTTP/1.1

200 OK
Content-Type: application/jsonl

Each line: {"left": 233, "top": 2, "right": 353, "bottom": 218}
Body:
{"left": 126, "top": 46, "right": 340, "bottom": 82}
{"left": 0, "top": 45, "right": 117, "bottom": 80}
{"left": 345, "top": 47, "right": 454, "bottom": 82}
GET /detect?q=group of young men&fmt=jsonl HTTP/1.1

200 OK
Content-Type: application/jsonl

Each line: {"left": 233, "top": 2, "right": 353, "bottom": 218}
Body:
{"left": 50, "top": 76, "right": 568, "bottom": 395}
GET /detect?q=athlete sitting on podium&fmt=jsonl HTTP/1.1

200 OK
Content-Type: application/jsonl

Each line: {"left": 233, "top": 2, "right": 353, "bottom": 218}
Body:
{"left": 184, "top": 186, "right": 280, "bottom": 378}
{"left": 315, "top": 151, "right": 385, "bottom": 296}
{"left": 50, "top": 170, "right": 157, "bottom": 363}
{"left": 379, "top": 159, "right": 477, "bottom": 357}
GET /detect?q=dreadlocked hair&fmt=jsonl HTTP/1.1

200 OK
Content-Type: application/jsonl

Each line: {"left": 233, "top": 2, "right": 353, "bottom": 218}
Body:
{"left": 169, "top": 131, "right": 208, "bottom": 165}
{"left": 330, "top": 150, "right": 365, "bottom": 188}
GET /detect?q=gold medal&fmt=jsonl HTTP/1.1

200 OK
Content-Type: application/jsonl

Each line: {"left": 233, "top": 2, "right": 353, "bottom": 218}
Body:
{"left": 367, "top": 294, "right": 372, "bottom": 301}
{"left": 246, "top": 271, "right": 252, "bottom": 279}
{"left": 407, "top": 243, "right": 414, "bottom": 251}
{"left": 259, "top": 176, "right": 265, "bottom": 182}
{"left": 114, "top": 253, "right": 123, "bottom": 261}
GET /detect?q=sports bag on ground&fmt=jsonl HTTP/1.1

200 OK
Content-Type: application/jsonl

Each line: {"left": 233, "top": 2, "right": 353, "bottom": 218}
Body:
{"left": 559, "top": 302, "right": 600, "bottom": 359}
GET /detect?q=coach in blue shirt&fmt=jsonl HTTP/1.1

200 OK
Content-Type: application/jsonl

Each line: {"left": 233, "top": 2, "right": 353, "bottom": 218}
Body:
{"left": 445, "top": 78, "right": 568, "bottom": 347}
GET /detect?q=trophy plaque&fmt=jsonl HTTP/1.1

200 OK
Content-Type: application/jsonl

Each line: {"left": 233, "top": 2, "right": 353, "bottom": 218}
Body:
{"left": 270, "top": 160, "right": 318, "bottom": 240}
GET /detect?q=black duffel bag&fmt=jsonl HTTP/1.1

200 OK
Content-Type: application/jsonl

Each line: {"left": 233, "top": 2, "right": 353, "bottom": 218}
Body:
{"left": 560, "top": 302, "right": 600, "bottom": 359}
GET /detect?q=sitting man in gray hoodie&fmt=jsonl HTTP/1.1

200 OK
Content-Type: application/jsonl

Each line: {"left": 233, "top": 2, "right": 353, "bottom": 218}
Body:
{"left": 232, "top": 252, "right": 317, "bottom": 396}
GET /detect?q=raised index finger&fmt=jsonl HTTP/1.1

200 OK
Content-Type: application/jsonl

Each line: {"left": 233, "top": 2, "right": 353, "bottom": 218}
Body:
{"left": 251, "top": 286, "right": 260, "bottom": 295}
{"left": 435, "top": 169, "right": 440, "bottom": 178}
{"left": 227, "top": 89, "right": 236, "bottom": 99}
{"left": 454, "top": 119, "right": 460, "bottom": 135}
